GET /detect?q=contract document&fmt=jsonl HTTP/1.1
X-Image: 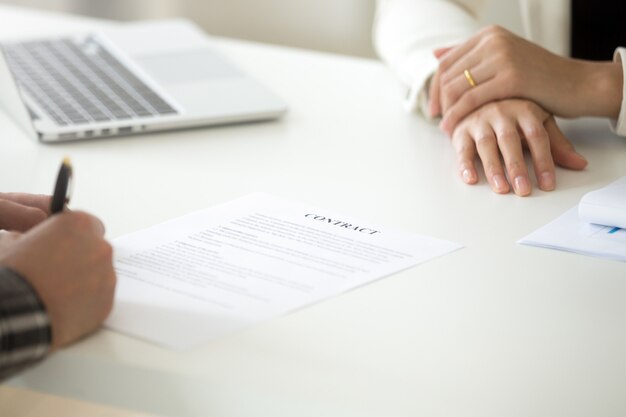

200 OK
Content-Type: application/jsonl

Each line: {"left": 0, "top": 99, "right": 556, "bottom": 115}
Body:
{"left": 106, "top": 193, "right": 462, "bottom": 349}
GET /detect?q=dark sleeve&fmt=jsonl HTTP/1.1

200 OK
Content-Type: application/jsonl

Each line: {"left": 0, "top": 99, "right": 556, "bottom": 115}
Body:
{"left": 0, "top": 267, "right": 51, "bottom": 380}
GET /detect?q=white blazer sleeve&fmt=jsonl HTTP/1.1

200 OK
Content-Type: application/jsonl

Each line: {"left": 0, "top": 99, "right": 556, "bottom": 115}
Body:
{"left": 373, "top": 0, "right": 485, "bottom": 114}
{"left": 612, "top": 47, "right": 626, "bottom": 137}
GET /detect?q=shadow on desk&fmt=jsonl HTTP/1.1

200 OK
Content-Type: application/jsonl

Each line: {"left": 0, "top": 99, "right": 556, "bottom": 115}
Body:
{"left": 6, "top": 353, "right": 208, "bottom": 417}
{"left": 555, "top": 117, "right": 626, "bottom": 190}
{"left": 0, "top": 385, "right": 158, "bottom": 417}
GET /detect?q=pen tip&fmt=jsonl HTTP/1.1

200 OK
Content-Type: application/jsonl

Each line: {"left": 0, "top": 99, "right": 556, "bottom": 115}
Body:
{"left": 63, "top": 156, "right": 71, "bottom": 165}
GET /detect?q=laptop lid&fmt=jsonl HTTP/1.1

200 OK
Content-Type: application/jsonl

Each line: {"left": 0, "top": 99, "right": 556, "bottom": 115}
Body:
{"left": 0, "top": 48, "right": 39, "bottom": 140}
{"left": 0, "top": 20, "right": 287, "bottom": 143}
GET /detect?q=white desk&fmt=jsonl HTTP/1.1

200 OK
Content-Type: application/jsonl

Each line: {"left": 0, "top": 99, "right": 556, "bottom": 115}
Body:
{"left": 2, "top": 6, "right": 626, "bottom": 417}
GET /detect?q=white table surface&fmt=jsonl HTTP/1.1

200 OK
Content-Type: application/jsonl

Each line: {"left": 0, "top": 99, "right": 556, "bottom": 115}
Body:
{"left": 1, "top": 5, "right": 625, "bottom": 417}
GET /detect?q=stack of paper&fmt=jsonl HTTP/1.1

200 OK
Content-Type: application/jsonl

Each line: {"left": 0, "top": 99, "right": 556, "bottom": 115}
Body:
{"left": 519, "top": 176, "right": 626, "bottom": 261}
{"left": 578, "top": 176, "right": 626, "bottom": 229}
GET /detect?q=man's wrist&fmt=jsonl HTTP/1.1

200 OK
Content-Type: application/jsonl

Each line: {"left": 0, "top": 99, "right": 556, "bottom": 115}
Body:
{"left": 0, "top": 267, "right": 51, "bottom": 379}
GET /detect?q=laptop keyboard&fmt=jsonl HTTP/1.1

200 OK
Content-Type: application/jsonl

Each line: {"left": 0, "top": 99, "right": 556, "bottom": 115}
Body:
{"left": 2, "top": 37, "right": 178, "bottom": 126}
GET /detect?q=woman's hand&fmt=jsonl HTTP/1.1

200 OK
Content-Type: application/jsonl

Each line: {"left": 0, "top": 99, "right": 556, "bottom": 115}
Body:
{"left": 429, "top": 26, "right": 623, "bottom": 135}
{"left": 451, "top": 99, "right": 587, "bottom": 196}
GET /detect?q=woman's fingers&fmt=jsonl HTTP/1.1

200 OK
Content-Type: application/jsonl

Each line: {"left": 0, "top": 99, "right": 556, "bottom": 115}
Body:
{"left": 437, "top": 28, "right": 487, "bottom": 73}
{"left": 544, "top": 117, "right": 588, "bottom": 170}
{"left": 440, "top": 78, "right": 502, "bottom": 135}
{"left": 440, "top": 63, "right": 494, "bottom": 114}
{"left": 429, "top": 69, "right": 442, "bottom": 118}
{"left": 439, "top": 42, "right": 486, "bottom": 86}
{"left": 449, "top": 100, "right": 586, "bottom": 196}
{"left": 492, "top": 121, "right": 531, "bottom": 196}
{"left": 471, "top": 123, "right": 510, "bottom": 194}
{"left": 517, "top": 111, "right": 556, "bottom": 191}
{"left": 452, "top": 130, "right": 478, "bottom": 184}
{"left": 433, "top": 46, "right": 453, "bottom": 59}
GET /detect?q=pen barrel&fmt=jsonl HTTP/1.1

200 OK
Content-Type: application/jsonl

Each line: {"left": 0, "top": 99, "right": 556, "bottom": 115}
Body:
{"left": 50, "top": 163, "right": 71, "bottom": 214}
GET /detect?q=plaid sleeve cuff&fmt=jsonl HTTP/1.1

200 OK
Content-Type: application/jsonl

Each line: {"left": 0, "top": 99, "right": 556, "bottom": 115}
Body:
{"left": 0, "top": 267, "right": 51, "bottom": 380}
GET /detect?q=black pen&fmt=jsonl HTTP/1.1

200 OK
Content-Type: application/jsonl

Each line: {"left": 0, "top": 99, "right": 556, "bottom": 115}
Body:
{"left": 50, "top": 157, "right": 73, "bottom": 214}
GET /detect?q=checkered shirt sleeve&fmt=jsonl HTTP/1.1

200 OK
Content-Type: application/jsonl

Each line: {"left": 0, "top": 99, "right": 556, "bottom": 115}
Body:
{"left": 0, "top": 267, "right": 51, "bottom": 380}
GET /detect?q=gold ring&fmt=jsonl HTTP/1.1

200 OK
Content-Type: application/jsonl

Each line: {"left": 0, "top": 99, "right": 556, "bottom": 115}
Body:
{"left": 464, "top": 69, "right": 477, "bottom": 88}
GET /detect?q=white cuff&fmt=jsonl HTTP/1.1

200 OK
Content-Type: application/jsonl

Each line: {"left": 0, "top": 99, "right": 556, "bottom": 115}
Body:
{"left": 401, "top": 50, "right": 439, "bottom": 115}
{"left": 611, "top": 47, "right": 626, "bottom": 136}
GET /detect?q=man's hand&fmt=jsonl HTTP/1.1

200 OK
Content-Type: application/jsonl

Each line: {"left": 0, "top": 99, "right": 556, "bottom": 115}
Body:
{"left": 0, "top": 193, "right": 51, "bottom": 232}
{"left": 0, "top": 211, "right": 116, "bottom": 349}
{"left": 451, "top": 99, "right": 587, "bottom": 196}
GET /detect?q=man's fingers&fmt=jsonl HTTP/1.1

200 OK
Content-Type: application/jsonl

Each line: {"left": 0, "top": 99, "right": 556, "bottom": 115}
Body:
{"left": 75, "top": 211, "right": 106, "bottom": 237}
{"left": 0, "top": 199, "right": 48, "bottom": 232}
{"left": 0, "top": 193, "right": 52, "bottom": 214}
{"left": 544, "top": 117, "right": 588, "bottom": 170}
{"left": 58, "top": 211, "right": 106, "bottom": 238}
{"left": 0, "top": 231, "right": 21, "bottom": 253}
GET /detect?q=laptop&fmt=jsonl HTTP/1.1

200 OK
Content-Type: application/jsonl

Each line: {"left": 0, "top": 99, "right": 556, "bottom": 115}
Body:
{"left": 0, "top": 19, "right": 287, "bottom": 142}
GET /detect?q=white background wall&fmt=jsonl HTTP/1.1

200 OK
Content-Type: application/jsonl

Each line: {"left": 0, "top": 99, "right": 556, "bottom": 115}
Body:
{"left": 1, "top": 0, "right": 525, "bottom": 57}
